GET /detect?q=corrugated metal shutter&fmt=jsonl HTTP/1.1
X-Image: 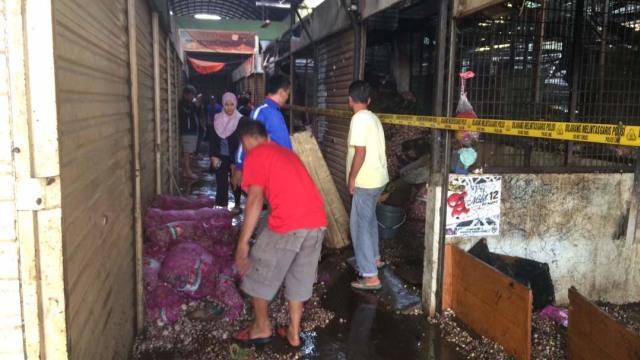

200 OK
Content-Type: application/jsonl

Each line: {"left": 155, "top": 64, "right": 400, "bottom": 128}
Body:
{"left": 159, "top": 30, "right": 170, "bottom": 193}
{"left": 317, "top": 30, "right": 355, "bottom": 208}
{"left": 137, "top": 0, "right": 156, "bottom": 204}
{"left": 54, "top": 0, "right": 134, "bottom": 358}
{"left": 253, "top": 74, "right": 265, "bottom": 105}
{"left": 173, "top": 52, "right": 182, "bottom": 185}
{"left": 235, "top": 74, "right": 264, "bottom": 107}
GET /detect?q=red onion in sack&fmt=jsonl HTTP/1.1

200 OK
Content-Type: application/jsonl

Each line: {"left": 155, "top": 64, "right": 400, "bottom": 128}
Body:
{"left": 159, "top": 242, "right": 218, "bottom": 299}
{"left": 149, "top": 194, "right": 215, "bottom": 210}
{"left": 144, "top": 207, "right": 233, "bottom": 233}
{"left": 144, "top": 284, "right": 185, "bottom": 324}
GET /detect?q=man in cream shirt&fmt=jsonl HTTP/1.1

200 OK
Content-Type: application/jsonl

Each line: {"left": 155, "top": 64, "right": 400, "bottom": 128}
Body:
{"left": 346, "top": 80, "right": 389, "bottom": 291}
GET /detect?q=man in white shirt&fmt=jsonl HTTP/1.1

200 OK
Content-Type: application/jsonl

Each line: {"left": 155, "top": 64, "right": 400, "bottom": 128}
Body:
{"left": 346, "top": 80, "right": 389, "bottom": 291}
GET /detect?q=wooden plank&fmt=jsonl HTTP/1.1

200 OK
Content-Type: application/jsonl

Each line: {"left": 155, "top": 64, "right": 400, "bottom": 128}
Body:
{"left": 568, "top": 287, "right": 640, "bottom": 360}
{"left": 442, "top": 244, "right": 453, "bottom": 310}
{"left": 443, "top": 244, "right": 532, "bottom": 360}
{"left": 292, "top": 132, "right": 350, "bottom": 249}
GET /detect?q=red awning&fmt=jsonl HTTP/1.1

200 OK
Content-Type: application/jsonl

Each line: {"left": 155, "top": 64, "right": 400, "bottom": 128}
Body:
{"left": 188, "top": 57, "right": 225, "bottom": 75}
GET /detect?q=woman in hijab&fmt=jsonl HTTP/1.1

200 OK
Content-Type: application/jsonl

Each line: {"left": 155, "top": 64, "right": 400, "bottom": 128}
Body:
{"left": 210, "top": 92, "right": 244, "bottom": 213}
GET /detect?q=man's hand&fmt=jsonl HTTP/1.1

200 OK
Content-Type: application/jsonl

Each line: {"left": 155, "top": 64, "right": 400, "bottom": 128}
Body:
{"left": 235, "top": 185, "right": 264, "bottom": 276}
{"left": 235, "top": 241, "right": 252, "bottom": 276}
{"left": 348, "top": 146, "right": 366, "bottom": 195}
{"left": 210, "top": 156, "right": 221, "bottom": 169}
{"left": 231, "top": 169, "right": 243, "bottom": 190}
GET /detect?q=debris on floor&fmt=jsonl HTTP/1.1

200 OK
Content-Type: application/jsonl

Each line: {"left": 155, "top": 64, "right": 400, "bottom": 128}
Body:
{"left": 431, "top": 309, "right": 569, "bottom": 360}
{"left": 133, "top": 282, "right": 334, "bottom": 360}
{"left": 531, "top": 315, "right": 567, "bottom": 360}
{"left": 429, "top": 310, "right": 510, "bottom": 360}
{"left": 381, "top": 123, "right": 430, "bottom": 181}
{"left": 597, "top": 301, "right": 640, "bottom": 336}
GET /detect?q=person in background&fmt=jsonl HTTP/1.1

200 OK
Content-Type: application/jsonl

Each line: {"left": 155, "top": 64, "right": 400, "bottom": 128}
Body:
{"left": 237, "top": 95, "right": 252, "bottom": 117}
{"left": 345, "top": 80, "right": 389, "bottom": 291}
{"left": 207, "top": 95, "right": 223, "bottom": 139}
{"left": 193, "top": 94, "right": 207, "bottom": 160}
{"left": 178, "top": 85, "right": 199, "bottom": 179}
{"left": 210, "top": 92, "right": 243, "bottom": 214}
{"left": 245, "top": 90, "right": 255, "bottom": 109}
{"left": 233, "top": 120, "right": 327, "bottom": 348}
{"left": 231, "top": 75, "right": 293, "bottom": 190}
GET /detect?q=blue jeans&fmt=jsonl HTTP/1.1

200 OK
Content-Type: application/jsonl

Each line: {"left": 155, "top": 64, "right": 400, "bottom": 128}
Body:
{"left": 351, "top": 186, "right": 385, "bottom": 277}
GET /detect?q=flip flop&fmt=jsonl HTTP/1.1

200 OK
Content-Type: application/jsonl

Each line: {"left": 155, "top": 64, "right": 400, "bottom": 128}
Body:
{"left": 276, "top": 325, "right": 301, "bottom": 349}
{"left": 233, "top": 327, "right": 272, "bottom": 345}
{"left": 351, "top": 279, "right": 382, "bottom": 291}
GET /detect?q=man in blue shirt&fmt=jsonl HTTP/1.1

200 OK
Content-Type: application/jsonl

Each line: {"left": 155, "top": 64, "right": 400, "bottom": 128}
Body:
{"left": 231, "top": 74, "right": 292, "bottom": 189}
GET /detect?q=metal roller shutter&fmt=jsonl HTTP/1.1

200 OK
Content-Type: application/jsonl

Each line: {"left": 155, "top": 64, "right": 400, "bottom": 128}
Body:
{"left": 173, "top": 52, "right": 183, "bottom": 185}
{"left": 137, "top": 0, "right": 155, "bottom": 204}
{"left": 254, "top": 73, "right": 265, "bottom": 105}
{"left": 317, "top": 30, "right": 355, "bottom": 208}
{"left": 159, "top": 30, "right": 170, "bottom": 193}
{"left": 54, "top": 0, "right": 134, "bottom": 357}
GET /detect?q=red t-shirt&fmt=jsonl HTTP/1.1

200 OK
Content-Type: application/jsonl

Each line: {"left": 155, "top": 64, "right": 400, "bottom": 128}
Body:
{"left": 242, "top": 142, "right": 328, "bottom": 233}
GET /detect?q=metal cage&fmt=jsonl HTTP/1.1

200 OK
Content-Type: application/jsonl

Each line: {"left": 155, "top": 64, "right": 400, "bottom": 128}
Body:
{"left": 455, "top": 0, "right": 640, "bottom": 172}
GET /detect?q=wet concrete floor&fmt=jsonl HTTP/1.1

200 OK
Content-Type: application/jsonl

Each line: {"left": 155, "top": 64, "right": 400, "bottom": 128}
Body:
{"left": 176, "top": 151, "right": 464, "bottom": 359}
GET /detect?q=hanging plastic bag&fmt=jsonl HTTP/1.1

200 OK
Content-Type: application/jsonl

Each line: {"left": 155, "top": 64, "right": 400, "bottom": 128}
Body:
{"left": 455, "top": 71, "right": 481, "bottom": 145}
{"left": 455, "top": 71, "right": 478, "bottom": 118}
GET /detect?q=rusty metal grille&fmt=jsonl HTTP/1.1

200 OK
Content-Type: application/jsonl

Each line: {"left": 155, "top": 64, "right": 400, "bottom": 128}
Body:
{"left": 456, "top": 0, "right": 640, "bottom": 172}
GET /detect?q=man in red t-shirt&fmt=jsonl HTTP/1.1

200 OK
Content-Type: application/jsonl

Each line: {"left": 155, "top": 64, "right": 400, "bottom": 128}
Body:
{"left": 233, "top": 121, "right": 327, "bottom": 348}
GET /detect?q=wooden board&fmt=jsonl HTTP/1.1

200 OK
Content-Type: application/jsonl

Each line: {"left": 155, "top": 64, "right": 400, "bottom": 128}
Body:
{"left": 568, "top": 287, "right": 640, "bottom": 360}
{"left": 291, "top": 131, "right": 350, "bottom": 249}
{"left": 443, "top": 244, "right": 532, "bottom": 360}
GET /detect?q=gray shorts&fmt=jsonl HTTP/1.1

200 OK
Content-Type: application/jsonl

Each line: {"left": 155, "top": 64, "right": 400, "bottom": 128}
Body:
{"left": 241, "top": 227, "right": 325, "bottom": 302}
{"left": 181, "top": 135, "right": 198, "bottom": 153}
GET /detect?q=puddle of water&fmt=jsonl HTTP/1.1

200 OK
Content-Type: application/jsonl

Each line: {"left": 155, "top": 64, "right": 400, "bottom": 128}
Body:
{"left": 296, "top": 268, "right": 463, "bottom": 360}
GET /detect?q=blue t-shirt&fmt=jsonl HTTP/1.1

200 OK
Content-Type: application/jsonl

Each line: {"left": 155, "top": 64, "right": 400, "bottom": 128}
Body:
{"left": 235, "top": 98, "right": 292, "bottom": 170}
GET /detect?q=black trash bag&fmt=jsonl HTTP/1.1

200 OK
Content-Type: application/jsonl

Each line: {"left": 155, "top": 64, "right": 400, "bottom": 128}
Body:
{"left": 468, "top": 238, "right": 555, "bottom": 310}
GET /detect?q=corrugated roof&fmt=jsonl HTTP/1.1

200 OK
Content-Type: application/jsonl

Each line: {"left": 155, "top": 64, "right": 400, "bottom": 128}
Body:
{"left": 169, "top": 0, "right": 291, "bottom": 20}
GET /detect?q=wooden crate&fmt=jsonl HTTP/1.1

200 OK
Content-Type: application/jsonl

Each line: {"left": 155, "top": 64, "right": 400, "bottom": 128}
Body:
{"left": 443, "top": 244, "right": 533, "bottom": 360}
{"left": 568, "top": 287, "right": 640, "bottom": 360}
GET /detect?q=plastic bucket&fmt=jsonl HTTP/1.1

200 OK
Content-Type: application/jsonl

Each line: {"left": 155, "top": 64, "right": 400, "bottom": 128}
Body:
{"left": 376, "top": 205, "right": 406, "bottom": 239}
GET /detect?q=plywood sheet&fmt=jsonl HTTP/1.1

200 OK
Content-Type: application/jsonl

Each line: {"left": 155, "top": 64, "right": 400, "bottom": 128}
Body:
{"left": 292, "top": 131, "right": 350, "bottom": 249}
{"left": 568, "top": 287, "right": 640, "bottom": 360}
{"left": 443, "top": 244, "right": 532, "bottom": 360}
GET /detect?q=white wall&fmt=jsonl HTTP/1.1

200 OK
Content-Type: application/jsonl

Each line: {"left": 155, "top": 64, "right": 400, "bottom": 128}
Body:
{"left": 448, "top": 173, "right": 640, "bottom": 304}
{"left": 0, "top": 1, "right": 26, "bottom": 358}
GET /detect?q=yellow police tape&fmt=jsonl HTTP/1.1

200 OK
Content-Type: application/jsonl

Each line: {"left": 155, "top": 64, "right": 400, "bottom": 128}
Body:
{"left": 285, "top": 104, "right": 640, "bottom": 147}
